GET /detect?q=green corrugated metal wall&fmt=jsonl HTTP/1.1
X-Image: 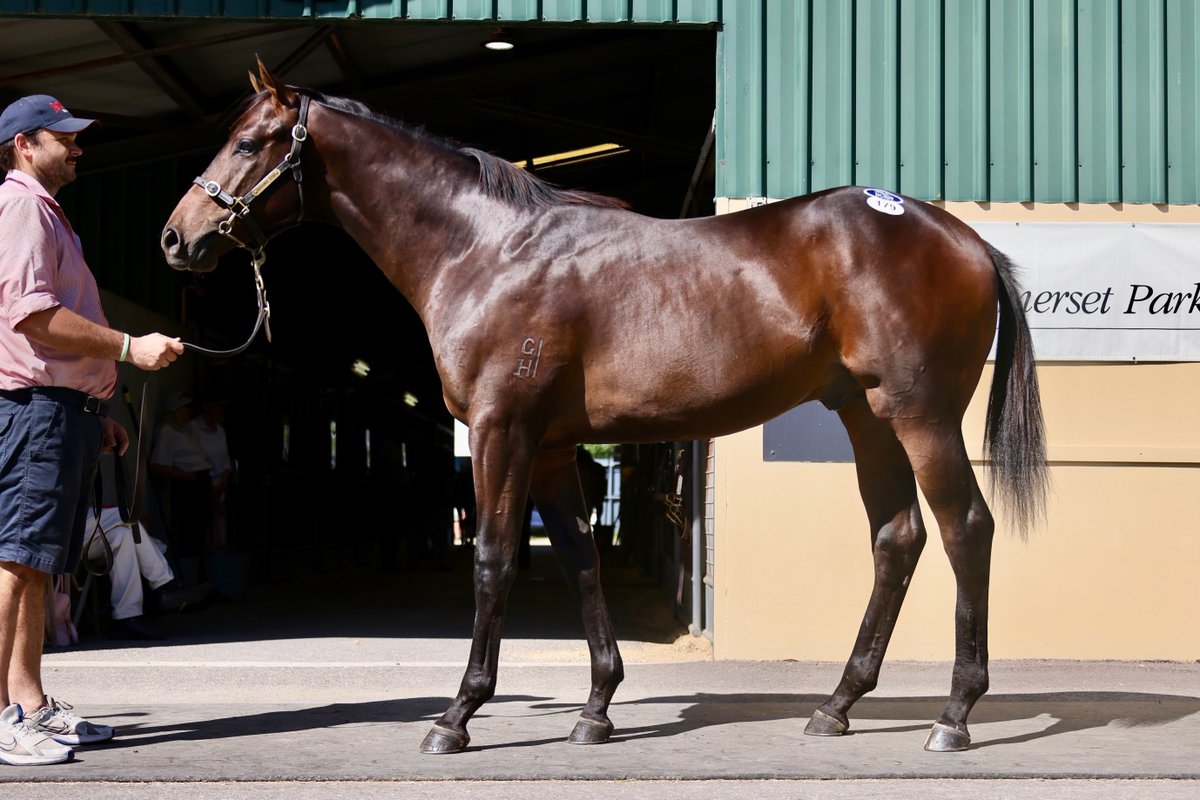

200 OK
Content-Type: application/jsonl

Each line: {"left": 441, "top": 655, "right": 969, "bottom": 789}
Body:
{"left": 3, "top": 0, "right": 1199, "bottom": 203}
{"left": 719, "top": 0, "right": 1200, "bottom": 204}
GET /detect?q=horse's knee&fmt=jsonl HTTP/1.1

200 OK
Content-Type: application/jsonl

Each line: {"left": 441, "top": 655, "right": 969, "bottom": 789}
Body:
{"left": 577, "top": 563, "right": 603, "bottom": 593}
{"left": 475, "top": 554, "right": 518, "bottom": 591}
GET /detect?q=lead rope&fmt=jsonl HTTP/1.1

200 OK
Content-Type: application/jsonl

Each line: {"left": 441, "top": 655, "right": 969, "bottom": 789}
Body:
{"left": 180, "top": 250, "right": 271, "bottom": 358}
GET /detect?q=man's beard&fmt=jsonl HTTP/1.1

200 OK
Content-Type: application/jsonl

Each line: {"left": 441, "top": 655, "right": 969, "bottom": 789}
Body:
{"left": 29, "top": 138, "right": 77, "bottom": 191}
{"left": 41, "top": 158, "right": 76, "bottom": 189}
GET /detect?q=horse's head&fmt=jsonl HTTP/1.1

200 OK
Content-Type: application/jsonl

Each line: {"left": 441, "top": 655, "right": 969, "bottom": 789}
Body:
{"left": 161, "top": 59, "right": 309, "bottom": 273}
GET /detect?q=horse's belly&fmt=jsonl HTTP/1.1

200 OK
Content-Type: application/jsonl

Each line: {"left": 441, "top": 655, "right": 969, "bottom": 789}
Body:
{"left": 577, "top": 348, "right": 839, "bottom": 443}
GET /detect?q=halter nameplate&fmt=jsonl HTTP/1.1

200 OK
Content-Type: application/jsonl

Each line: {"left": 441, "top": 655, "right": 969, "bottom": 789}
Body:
{"left": 246, "top": 166, "right": 285, "bottom": 202}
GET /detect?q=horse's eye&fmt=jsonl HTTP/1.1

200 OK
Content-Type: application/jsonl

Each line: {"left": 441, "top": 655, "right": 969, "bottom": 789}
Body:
{"left": 234, "top": 139, "right": 258, "bottom": 154}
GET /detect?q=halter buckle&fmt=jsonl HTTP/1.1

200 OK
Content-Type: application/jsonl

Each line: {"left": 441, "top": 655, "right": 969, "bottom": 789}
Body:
{"left": 292, "top": 123, "right": 308, "bottom": 142}
{"left": 204, "top": 180, "right": 222, "bottom": 197}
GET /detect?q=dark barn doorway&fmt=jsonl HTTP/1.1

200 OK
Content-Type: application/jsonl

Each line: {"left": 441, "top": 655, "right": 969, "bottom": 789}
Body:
{"left": 1, "top": 16, "right": 716, "bottom": 639}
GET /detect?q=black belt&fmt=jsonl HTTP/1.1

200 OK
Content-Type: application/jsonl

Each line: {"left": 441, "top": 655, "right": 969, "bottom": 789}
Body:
{"left": 0, "top": 386, "right": 110, "bottom": 415}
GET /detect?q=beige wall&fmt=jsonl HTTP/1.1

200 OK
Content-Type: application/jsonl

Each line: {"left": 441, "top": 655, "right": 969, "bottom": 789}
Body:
{"left": 711, "top": 201, "right": 1200, "bottom": 661}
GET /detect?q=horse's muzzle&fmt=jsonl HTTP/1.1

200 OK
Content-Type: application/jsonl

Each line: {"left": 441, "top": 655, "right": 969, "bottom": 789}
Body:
{"left": 161, "top": 226, "right": 218, "bottom": 272}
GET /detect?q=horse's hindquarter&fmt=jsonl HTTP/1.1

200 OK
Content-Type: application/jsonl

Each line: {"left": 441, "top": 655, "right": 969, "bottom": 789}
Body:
{"left": 806, "top": 189, "right": 1000, "bottom": 421}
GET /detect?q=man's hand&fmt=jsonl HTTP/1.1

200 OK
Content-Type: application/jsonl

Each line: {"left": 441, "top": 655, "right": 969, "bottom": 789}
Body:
{"left": 99, "top": 416, "right": 129, "bottom": 456}
{"left": 128, "top": 333, "right": 184, "bottom": 371}
{"left": 16, "top": 307, "right": 185, "bottom": 371}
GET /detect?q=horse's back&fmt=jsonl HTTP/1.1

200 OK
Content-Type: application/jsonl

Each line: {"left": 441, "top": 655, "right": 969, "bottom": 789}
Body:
{"left": 440, "top": 187, "right": 1000, "bottom": 444}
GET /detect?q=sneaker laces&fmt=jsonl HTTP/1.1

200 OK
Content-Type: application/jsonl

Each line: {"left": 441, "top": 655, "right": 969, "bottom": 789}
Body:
{"left": 31, "top": 697, "right": 84, "bottom": 730}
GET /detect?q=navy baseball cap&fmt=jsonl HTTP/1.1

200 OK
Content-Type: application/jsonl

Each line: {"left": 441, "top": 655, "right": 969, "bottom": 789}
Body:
{"left": 0, "top": 95, "right": 96, "bottom": 145}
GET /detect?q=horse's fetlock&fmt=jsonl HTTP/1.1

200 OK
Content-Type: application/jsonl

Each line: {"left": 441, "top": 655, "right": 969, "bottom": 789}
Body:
{"left": 463, "top": 670, "right": 497, "bottom": 704}
{"left": 590, "top": 650, "right": 624, "bottom": 688}
{"left": 842, "top": 660, "right": 879, "bottom": 697}
{"left": 952, "top": 661, "right": 989, "bottom": 701}
{"left": 608, "top": 657, "right": 626, "bottom": 687}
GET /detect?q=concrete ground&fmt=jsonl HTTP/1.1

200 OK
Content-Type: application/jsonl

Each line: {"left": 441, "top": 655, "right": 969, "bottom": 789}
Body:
{"left": 8, "top": 545, "right": 1199, "bottom": 798}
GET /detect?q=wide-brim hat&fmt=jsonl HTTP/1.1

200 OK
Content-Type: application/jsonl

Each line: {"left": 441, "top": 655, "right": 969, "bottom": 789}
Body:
{"left": 0, "top": 95, "right": 96, "bottom": 145}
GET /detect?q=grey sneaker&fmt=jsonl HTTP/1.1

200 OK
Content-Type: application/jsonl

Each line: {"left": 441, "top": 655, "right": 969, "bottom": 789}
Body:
{"left": 0, "top": 703, "right": 74, "bottom": 766}
{"left": 26, "top": 697, "right": 114, "bottom": 745}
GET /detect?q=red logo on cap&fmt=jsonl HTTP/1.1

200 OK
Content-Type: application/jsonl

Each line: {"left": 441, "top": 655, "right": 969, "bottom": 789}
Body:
{"left": 49, "top": 101, "right": 64, "bottom": 113}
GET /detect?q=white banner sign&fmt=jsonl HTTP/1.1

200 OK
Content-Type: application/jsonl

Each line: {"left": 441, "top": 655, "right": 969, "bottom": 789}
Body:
{"left": 971, "top": 222, "right": 1200, "bottom": 361}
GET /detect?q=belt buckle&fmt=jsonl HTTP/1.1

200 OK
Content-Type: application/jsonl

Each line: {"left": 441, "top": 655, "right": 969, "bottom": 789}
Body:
{"left": 84, "top": 395, "right": 101, "bottom": 414}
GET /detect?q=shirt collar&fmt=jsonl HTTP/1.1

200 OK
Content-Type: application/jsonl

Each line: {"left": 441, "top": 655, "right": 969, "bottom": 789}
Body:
{"left": 4, "top": 166, "right": 70, "bottom": 221}
{"left": 4, "top": 169, "right": 57, "bottom": 204}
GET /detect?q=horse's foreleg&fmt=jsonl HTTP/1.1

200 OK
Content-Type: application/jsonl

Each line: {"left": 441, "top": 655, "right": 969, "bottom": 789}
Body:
{"left": 807, "top": 399, "right": 927, "bottom": 737}
{"left": 892, "top": 418, "right": 995, "bottom": 752}
{"left": 420, "top": 420, "right": 535, "bottom": 755}
{"left": 530, "top": 447, "right": 624, "bottom": 744}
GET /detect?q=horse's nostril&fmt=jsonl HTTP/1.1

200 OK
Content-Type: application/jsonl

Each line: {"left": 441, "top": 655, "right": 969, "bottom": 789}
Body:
{"left": 161, "top": 227, "right": 180, "bottom": 253}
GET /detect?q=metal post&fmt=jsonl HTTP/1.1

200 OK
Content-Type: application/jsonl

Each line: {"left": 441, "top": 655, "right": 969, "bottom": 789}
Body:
{"left": 689, "top": 438, "right": 705, "bottom": 636}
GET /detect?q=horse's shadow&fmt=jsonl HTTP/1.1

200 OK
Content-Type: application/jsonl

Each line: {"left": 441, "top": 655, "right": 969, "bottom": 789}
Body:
{"left": 98, "top": 690, "right": 1200, "bottom": 753}
{"left": 96, "top": 696, "right": 494, "bottom": 749}
{"left": 500, "top": 690, "right": 1200, "bottom": 752}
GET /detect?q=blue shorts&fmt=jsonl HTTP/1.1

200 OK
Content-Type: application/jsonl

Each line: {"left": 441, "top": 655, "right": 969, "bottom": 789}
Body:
{"left": 0, "top": 388, "right": 102, "bottom": 575}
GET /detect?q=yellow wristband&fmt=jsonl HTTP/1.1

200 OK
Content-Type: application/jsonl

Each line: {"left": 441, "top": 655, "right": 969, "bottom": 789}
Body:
{"left": 118, "top": 332, "right": 131, "bottom": 363}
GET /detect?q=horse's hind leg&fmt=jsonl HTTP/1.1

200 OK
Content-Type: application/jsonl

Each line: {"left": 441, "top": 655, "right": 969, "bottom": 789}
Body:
{"left": 806, "top": 398, "right": 927, "bottom": 737}
{"left": 529, "top": 446, "right": 624, "bottom": 744}
{"left": 889, "top": 416, "right": 996, "bottom": 752}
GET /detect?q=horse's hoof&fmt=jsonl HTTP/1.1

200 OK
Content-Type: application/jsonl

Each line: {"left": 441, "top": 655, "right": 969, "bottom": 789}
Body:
{"left": 420, "top": 724, "right": 470, "bottom": 754}
{"left": 567, "top": 716, "right": 614, "bottom": 745}
{"left": 923, "top": 722, "right": 971, "bottom": 752}
{"left": 804, "top": 708, "right": 849, "bottom": 736}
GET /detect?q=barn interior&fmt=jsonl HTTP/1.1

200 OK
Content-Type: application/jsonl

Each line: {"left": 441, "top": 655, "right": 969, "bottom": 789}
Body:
{"left": 0, "top": 17, "right": 717, "bottom": 639}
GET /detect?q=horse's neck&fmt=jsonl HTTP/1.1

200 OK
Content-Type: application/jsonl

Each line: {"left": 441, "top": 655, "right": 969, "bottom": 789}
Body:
{"left": 320, "top": 122, "right": 497, "bottom": 311}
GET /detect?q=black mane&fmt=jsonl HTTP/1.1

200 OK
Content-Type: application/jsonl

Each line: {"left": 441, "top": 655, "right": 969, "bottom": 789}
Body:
{"left": 294, "top": 88, "right": 627, "bottom": 211}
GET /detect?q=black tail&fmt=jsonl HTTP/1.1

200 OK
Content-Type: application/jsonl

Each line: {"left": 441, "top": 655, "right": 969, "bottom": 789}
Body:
{"left": 984, "top": 243, "right": 1049, "bottom": 537}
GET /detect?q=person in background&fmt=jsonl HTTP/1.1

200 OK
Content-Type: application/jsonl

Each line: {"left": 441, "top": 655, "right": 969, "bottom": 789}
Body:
{"left": 0, "top": 94, "right": 183, "bottom": 765}
{"left": 190, "top": 396, "right": 231, "bottom": 550}
{"left": 150, "top": 392, "right": 211, "bottom": 564}
{"left": 83, "top": 505, "right": 210, "bottom": 640}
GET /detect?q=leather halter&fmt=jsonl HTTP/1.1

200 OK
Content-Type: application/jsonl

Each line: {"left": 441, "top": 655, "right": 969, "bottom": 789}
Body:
{"left": 194, "top": 94, "right": 311, "bottom": 256}
{"left": 184, "top": 94, "right": 310, "bottom": 357}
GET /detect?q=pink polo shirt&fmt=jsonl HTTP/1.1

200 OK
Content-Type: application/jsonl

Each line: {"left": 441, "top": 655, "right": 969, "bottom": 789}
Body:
{"left": 0, "top": 169, "right": 117, "bottom": 398}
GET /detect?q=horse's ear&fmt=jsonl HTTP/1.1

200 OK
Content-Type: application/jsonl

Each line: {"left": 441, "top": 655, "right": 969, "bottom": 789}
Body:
{"left": 248, "top": 68, "right": 262, "bottom": 94}
{"left": 255, "top": 55, "right": 297, "bottom": 107}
